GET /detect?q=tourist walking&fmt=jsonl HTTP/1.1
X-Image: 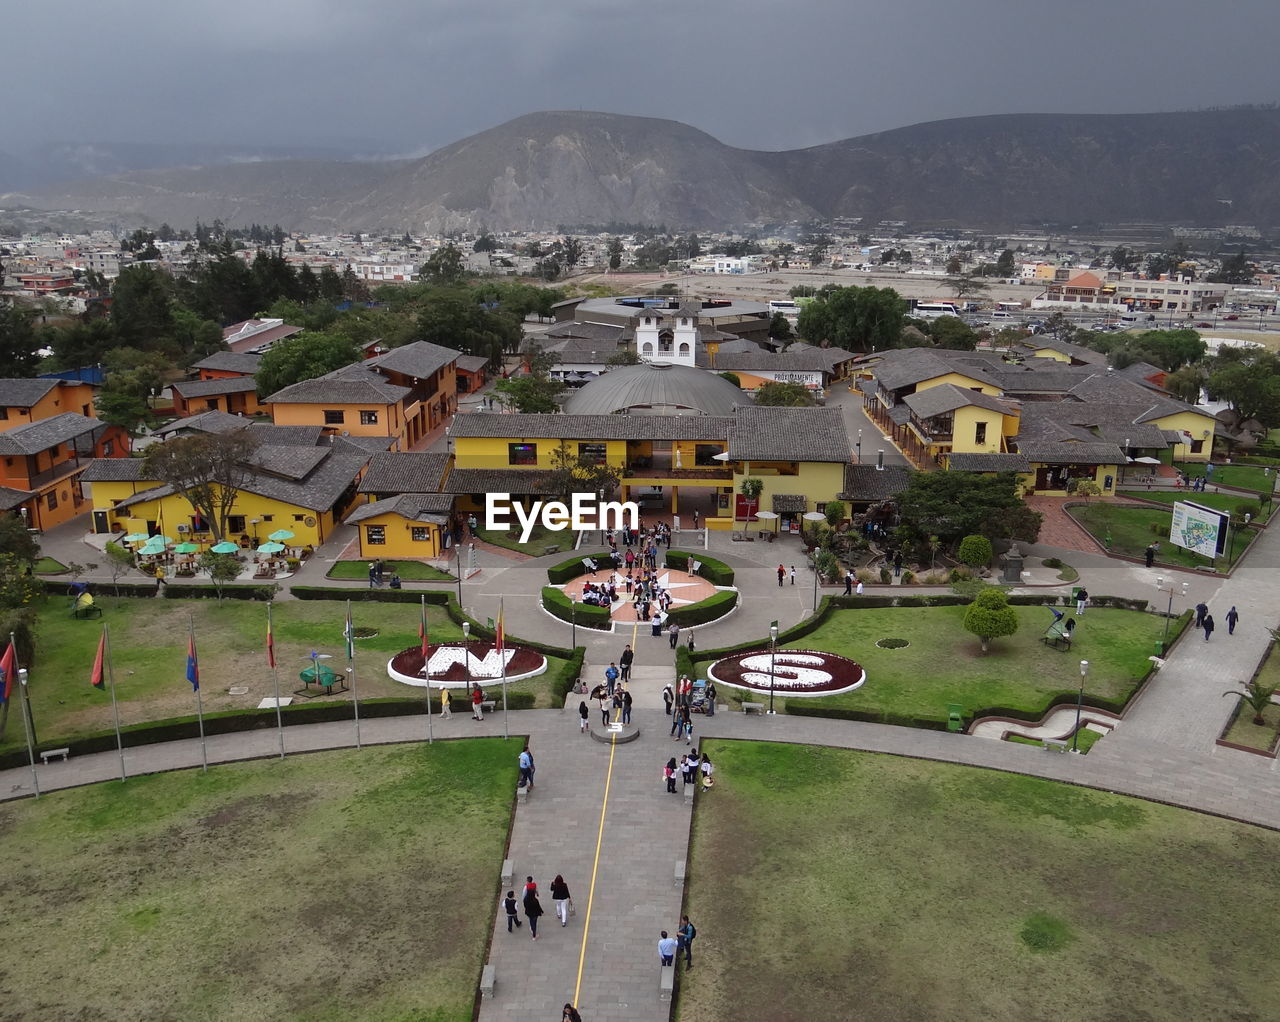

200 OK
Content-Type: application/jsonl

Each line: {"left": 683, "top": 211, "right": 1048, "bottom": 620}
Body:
{"left": 599, "top": 691, "right": 611, "bottom": 728}
{"left": 684, "top": 714, "right": 694, "bottom": 745}
{"left": 1202, "top": 613, "right": 1215, "bottom": 641}
{"left": 1144, "top": 544, "right": 1156, "bottom": 568}
{"left": 471, "top": 684, "right": 485, "bottom": 720}
{"left": 662, "top": 682, "right": 674, "bottom": 715}
{"left": 669, "top": 621, "right": 680, "bottom": 649}
{"left": 1194, "top": 602, "right": 1208, "bottom": 628}
{"left": 563, "top": 1004, "right": 582, "bottom": 1022}
{"left": 677, "top": 915, "right": 697, "bottom": 969}
{"left": 518, "top": 746, "right": 535, "bottom": 790}
{"left": 502, "top": 891, "right": 523, "bottom": 932}
{"left": 893, "top": 552, "right": 903, "bottom": 577}
{"left": 856, "top": 578, "right": 864, "bottom": 596}
{"left": 777, "top": 563, "right": 785, "bottom": 587}
{"left": 664, "top": 757, "right": 678, "bottom": 793}
{"left": 844, "top": 571, "right": 853, "bottom": 595}
{"left": 1076, "top": 588, "right": 1089, "bottom": 616}
{"left": 658, "top": 930, "right": 678, "bottom": 966}
{"left": 671, "top": 703, "right": 686, "bottom": 739}
{"left": 1226, "top": 606, "right": 1239, "bottom": 635}
{"left": 579, "top": 699, "right": 590, "bottom": 733}
{"left": 550, "top": 874, "right": 572, "bottom": 926}
{"left": 439, "top": 687, "right": 451, "bottom": 719}
{"left": 619, "top": 643, "right": 634, "bottom": 682}
{"left": 789, "top": 565, "right": 796, "bottom": 585}
{"left": 523, "top": 887, "right": 544, "bottom": 940}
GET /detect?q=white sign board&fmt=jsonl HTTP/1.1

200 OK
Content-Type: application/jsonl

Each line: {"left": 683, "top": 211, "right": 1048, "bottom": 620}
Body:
{"left": 1169, "top": 501, "right": 1225, "bottom": 558}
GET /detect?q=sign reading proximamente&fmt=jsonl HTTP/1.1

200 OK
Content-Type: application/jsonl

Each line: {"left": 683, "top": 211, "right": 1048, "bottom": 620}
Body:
{"left": 1170, "top": 500, "right": 1228, "bottom": 558}
{"left": 486, "top": 492, "right": 639, "bottom": 543}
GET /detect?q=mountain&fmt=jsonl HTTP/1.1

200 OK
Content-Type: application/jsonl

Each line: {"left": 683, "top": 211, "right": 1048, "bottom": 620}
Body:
{"left": 6, "top": 109, "right": 1280, "bottom": 232}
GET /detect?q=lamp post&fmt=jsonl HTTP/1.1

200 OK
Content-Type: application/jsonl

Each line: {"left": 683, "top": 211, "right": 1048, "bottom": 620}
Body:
{"left": 461, "top": 622, "right": 471, "bottom": 685}
{"left": 802, "top": 512, "right": 825, "bottom": 612}
{"left": 1154, "top": 576, "right": 1189, "bottom": 652}
{"left": 1072, "top": 660, "right": 1089, "bottom": 752}
{"left": 768, "top": 624, "right": 779, "bottom": 715}
{"left": 18, "top": 668, "right": 38, "bottom": 797}
{"left": 250, "top": 518, "right": 260, "bottom": 546}
{"left": 570, "top": 595, "right": 577, "bottom": 649}
{"left": 856, "top": 428, "right": 862, "bottom": 463}
{"left": 456, "top": 542, "right": 463, "bottom": 610}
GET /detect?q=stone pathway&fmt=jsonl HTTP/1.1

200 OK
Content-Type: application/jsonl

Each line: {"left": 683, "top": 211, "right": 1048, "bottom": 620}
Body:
{"left": 970, "top": 705, "right": 1120, "bottom": 740}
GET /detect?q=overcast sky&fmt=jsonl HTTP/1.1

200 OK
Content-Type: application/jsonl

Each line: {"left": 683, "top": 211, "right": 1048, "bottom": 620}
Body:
{"left": 4, "top": 0, "right": 1278, "bottom": 156}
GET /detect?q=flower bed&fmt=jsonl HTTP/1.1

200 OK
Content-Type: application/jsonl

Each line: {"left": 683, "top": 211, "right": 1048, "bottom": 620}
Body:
{"left": 707, "top": 649, "right": 866, "bottom": 697}
{"left": 386, "top": 642, "right": 547, "bottom": 688}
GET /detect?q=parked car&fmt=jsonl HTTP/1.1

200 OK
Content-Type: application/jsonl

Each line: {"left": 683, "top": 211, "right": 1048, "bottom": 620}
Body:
{"left": 1225, "top": 314, "right": 1239, "bottom": 320}
{"left": 1195, "top": 322, "right": 1212, "bottom": 328}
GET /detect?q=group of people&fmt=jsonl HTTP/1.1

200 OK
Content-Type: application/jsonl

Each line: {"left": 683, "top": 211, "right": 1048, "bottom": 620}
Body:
{"left": 657, "top": 916, "right": 698, "bottom": 969}
{"left": 579, "top": 579, "right": 616, "bottom": 607}
{"left": 663, "top": 749, "right": 714, "bottom": 792}
{"left": 366, "top": 560, "right": 402, "bottom": 589}
{"left": 608, "top": 522, "right": 670, "bottom": 553}
{"left": 1195, "top": 601, "right": 1239, "bottom": 641}
{"left": 502, "top": 873, "right": 573, "bottom": 941}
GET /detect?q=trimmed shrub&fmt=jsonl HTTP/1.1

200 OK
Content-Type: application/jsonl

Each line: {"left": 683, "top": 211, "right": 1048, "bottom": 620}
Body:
{"left": 546, "top": 551, "right": 613, "bottom": 585}
{"left": 541, "top": 587, "right": 611, "bottom": 629}
{"left": 665, "top": 550, "right": 734, "bottom": 586}
{"left": 291, "top": 586, "right": 451, "bottom": 604}
{"left": 161, "top": 583, "right": 273, "bottom": 601}
{"left": 666, "top": 590, "right": 738, "bottom": 627}
{"left": 36, "top": 578, "right": 160, "bottom": 598}
{"left": 900, "top": 570, "right": 915, "bottom": 584}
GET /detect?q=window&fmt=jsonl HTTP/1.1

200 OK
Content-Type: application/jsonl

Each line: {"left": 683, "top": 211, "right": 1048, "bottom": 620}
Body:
{"left": 1190, "top": 439, "right": 1205, "bottom": 454}
{"left": 509, "top": 443, "right": 537, "bottom": 466}
{"left": 974, "top": 422, "right": 987, "bottom": 446}
{"left": 293, "top": 514, "right": 305, "bottom": 522}
{"left": 46, "top": 491, "right": 58, "bottom": 511}
{"left": 578, "top": 442, "right": 607, "bottom": 465}
{"left": 411, "top": 527, "right": 431, "bottom": 542}
{"left": 0, "top": 408, "right": 8, "bottom": 420}
{"left": 191, "top": 514, "right": 210, "bottom": 533}
{"left": 360, "top": 410, "right": 379, "bottom": 425}
{"left": 366, "top": 525, "right": 386, "bottom": 545}
{"left": 102, "top": 440, "right": 113, "bottom": 457}
{"left": 323, "top": 409, "right": 345, "bottom": 425}
{"left": 695, "top": 444, "right": 723, "bottom": 466}
{"left": 205, "top": 399, "right": 219, "bottom": 410}
{"left": 227, "top": 515, "right": 246, "bottom": 534}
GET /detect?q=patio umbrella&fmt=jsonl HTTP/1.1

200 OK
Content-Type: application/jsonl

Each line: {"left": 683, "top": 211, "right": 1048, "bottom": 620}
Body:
{"left": 299, "top": 663, "right": 340, "bottom": 687}
{"left": 210, "top": 541, "right": 240, "bottom": 554}
{"left": 1133, "top": 456, "right": 1162, "bottom": 465}
{"left": 139, "top": 538, "right": 168, "bottom": 556}
{"left": 755, "top": 509, "right": 780, "bottom": 533}
{"left": 174, "top": 542, "right": 199, "bottom": 554}
{"left": 257, "top": 541, "right": 286, "bottom": 554}
{"left": 151, "top": 535, "right": 175, "bottom": 546}
{"left": 267, "top": 529, "right": 295, "bottom": 542}
{"left": 123, "top": 532, "right": 150, "bottom": 543}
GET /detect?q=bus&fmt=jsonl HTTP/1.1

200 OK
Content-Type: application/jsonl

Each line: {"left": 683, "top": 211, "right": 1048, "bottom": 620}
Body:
{"left": 912, "top": 301, "right": 962, "bottom": 320}
{"left": 768, "top": 299, "right": 800, "bottom": 315}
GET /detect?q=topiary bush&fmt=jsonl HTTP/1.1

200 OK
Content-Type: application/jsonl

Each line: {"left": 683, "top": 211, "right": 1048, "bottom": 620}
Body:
{"left": 664, "top": 550, "right": 735, "bottom": 586}
{"left": 546, "top": 551, "right": 614, "bottom": 585}
{"left": 666, "top": 590, "right": 738, "bottom": 627}
{"left": 957, "top": 534, "right": 993, "bottom": 569}
{"left": 541, "top": 587, "right": 612, "bottom": 629}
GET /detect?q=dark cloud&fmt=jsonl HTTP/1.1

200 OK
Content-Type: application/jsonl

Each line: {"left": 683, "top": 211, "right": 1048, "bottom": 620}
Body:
{"left": 2, "top": 0, "right": 1277, "bottom": 155}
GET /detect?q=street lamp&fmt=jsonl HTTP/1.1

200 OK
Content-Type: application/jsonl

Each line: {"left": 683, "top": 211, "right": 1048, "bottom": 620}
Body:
{"left": 461, "top": 622, "right": 471, "bottom": 684}
{"left": 456, "top": 542, "right": 464, "bottom": 610}
{"left": 1072, "top": 660, "right": 1089, "bottom": 752}
{"left": 1154, "top": 576, "right": 1189, "bottom": 652}
{"left": 570, "top": 595, "right": 577, "bottom": 649}
{"left": 250, "top": 518, "right": 260, "bottom": 545}
{"left": 768, "top": 624, "right": 779, "bottom": 715}
{"left": 856, "top": 428, "right": 862, "bottom": 463}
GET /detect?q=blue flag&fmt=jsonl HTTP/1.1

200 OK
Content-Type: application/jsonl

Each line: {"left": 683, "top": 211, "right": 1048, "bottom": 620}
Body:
{"left": 186, "top": 633, "right": 200, "bottom": 692}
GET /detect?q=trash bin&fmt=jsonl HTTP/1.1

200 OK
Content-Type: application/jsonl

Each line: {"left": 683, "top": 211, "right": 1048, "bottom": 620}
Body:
{"left": 1070, "top": 586, "right": 1083, "bottom": 603}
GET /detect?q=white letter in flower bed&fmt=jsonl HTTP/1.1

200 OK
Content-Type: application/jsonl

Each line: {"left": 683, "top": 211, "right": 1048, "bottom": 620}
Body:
{"left": 739, "top": 652, "right": 833, "bottom": 690}
{"left": 428, "top": 646, "right": 515, "bottom": 679}
{"left": 597, "top": 498, "right": 638, "bottom": 532}
{"left": 486, "top": 493, "right": 513, "bottom": 532}
{"left": 511, "top": 499, "right": 542, "bottom": 544}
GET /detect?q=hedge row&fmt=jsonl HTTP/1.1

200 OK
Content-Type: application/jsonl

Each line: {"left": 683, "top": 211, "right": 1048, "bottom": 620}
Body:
{"left": 665, "top": 550, "right": 735, "bottom": 586}
{"left": 37, "top": 578, "right": 159, "bottom": 598}
{"left": 541, "top": 587, "right": 612, "bottom": 629}
{"left": 546, "top": 551, "right": 613, "bottom": 584}
{"left": 160, "top": 583, "right": 278, "bottom": 601}
{"left": 666, "top": 589, "right": 738, "bottom": 627}
{"left": 292, "top": 586, "right": 452, "bottom": 604}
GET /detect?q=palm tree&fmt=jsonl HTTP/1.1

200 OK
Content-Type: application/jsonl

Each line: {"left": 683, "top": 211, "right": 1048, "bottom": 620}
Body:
{"left": 1222, "top": 679, "right": 1279, "bottom": 725}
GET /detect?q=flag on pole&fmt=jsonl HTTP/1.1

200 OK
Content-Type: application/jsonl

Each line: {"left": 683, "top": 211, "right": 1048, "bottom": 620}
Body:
{"left": 186, "top": 632, "right": 200, "bottom": 692}
{"left": 91, "top": 631, "right": 106, "bottom": 689}
{"left": 419, "top": 596, "right": 429, "bottom": 659}
{"left": 344, "top": 603, "right": 355, "bottom": 660}
{"left": 0, "top": 641, "right": 15, "bottom": 702}
{"left": 495, "top": 600, "right": 505, "bottom": 653}
{"left": 266, "top": 605, "right": 276, "bottom": 669}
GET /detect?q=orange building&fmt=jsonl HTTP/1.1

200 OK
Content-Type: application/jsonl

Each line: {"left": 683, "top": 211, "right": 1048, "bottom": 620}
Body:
{"left": 171, "top": 377, "right": 264, "bottom": 417}
{"left": 0, "top": 379, "right": 98, "bottom": 430}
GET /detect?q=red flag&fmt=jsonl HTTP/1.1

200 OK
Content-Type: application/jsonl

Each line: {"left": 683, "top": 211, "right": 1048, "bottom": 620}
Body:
{"left": 495, "top": 601, "right": 504, "bottom": 653}
{"left": 419, "top": 597, "right": 429, "bottom": 659}
{"left": 266, "top": 612, "right": 276, "bottom": 669}
{"left": 0, "top": 641, "right": 16, "bottom": 702}
{"left": 90, "top": 631, "right": 106, "bottom": 689}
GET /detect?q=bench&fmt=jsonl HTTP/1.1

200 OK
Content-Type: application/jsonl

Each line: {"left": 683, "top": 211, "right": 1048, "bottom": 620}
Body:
{"left": 1042, "top": 737, "right": 1069, "bottom": 753}
{"left": 480, "top": 963, "right": 496, "bottom": 998}
{"left": 501, "top": 858, "right": 513, "bottom": 886}
{"left": 73, "top": 605, "right": 102, "bottom": 619}
{"left": 741, "top": 701, "right": 765, "bottom": 715}
{"left": 1040, "top": 623, "right": 1073, "bottom": 651}
{"left": 674, "top": 858, "right": 686, "bottom": 889}
{"left": 516, "top": 785, "right": 528, "bottom": 805}
{"left": 40, "top": 747, "right": 70, "bottom": 764}
{"left": 480, "top": 700, "right": 496, "bottom": 713}
{"left": 544, "top": 545, "right": 560, "bottom": 555}
{"left": 660, "top": 965, "right": 675, "bottom": 1001}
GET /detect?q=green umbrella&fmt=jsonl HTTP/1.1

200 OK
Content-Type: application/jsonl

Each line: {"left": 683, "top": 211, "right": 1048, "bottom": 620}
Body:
{"left": 123, "top": 532, "right": 150, "bottom": 543}
{"left": 211, "top": 541, "right": 239, "bottom": 554}
{"left": 300, "top": 663, "right": 340, "bottom": 686}
{"left": 268, "top": 529, "right": 295, "bottom": 542}
{"left": 257, "top": 541, "right": 286, "bottom": 554}
{"left": 174, "top": 542, "right": 199, "bottom": 554}
{"left": 139, "top": 538, "right": 167, "bottom": 556}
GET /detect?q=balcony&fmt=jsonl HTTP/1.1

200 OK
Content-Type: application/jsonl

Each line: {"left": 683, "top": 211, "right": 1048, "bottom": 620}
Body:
{"left": 623, "top": 452, "right": 731, "bottom": 482}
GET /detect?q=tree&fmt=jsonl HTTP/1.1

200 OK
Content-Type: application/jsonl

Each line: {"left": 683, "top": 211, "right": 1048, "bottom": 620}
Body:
{"left": 994, "top": 249, "right": 1016, "bottom": 277}
{"left": 719, "top": 372, "right": 741, "bottom": 388}
{"left": 796, "top": 285, "right": 906, "bottom": 353}
{"left": 824, "top": 500, "right": 846, "bottom": 527}
{"left": 1164, "top": 366, "right": 1205, "bottom": 405}
{"left": 1109, "top": 246, "right": 1137, "bottom": 271}
{"left": 1208, "top": 250, "right": 1254, "bottom": 285}
{"left": 1126, "top": 329, "right": 1206, "bottom": 371}
{"left": 543, "top": 441, "right": 621, "bottom": 502}
{"left": 171, "top": 306, "right": 226, "bottom": 364}
{"left": 963, "top": 587, "right": 1019, "bottom": 653}
{"left": 472, "top": 234, "right": 498, "bottom": 253}
{"left": 957, "top": 534, "right": 993, "bottom": 569}
{"left": 768, "top": 312, "right": 793, "bottom": 341}
{"left": 415, "top": 288, "right": 521, "bottom": 367}
{"left": 1221, "top": 677, "right": 1278, "bottom": 726}
{"left": 944, "top": 274, "right": 991, "bottom": 301}
{"left": 101, "top": 541, "right": 136, "bottom": 595}
{"left": 421, "top": 244, "right": 467, "bottom": 285}
{"left": 754, "top": 381, "right": 816, "bottom": 407}
{"left": 606, "top": 237, "right": 624, "bottom": 271}
{"left": 318, "top": 264, "right": 345, "bottom": 302}
{"left": 738, "top": 477, "right": 763, "bottom": 530}
{"left": 0, "top": 304, "right": 42, "bottom": 377}
{"left": 605, "top": 347, "right": 640, "bottom": 366}
{"left": 254, "top": 332, "right": 360, "bottom": 398}
{"left": 198, "top": 551, "right": 242, "bottom": 601}
{"left": 1207, "top": 353, "right": 1280, "bottom": 427}
{"left": 560, "top": 236, "right": 584, "bottom": 268}
{"left": 494, "top": 343, "right": 563, "bottom": 413}
{"left": 142, "top": 431, "right": 261, "bottom": 543}
{"left": 0, "top": 512, "right": 39, "bottom": 566}
{"left": 928, "top": 316, "right": 979, "bottom": 351}
{"left": 945, "top": 255, "right": 963, "bottom": 274}
{"left": 895, "top": 471, "right": 1041, "bottom": 550}
{"left": 110, "top": 265, "right": 174, "bottom": 349}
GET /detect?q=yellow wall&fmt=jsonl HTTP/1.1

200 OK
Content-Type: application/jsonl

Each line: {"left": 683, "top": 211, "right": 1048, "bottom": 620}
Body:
{"left": 270, "top": 400, "right": 402, "bottom": 444}
{"left": 950, "top": 406, "right": 1009, "bottom": 455}
{"left": 914, "top": 372, "right": 1001, "bottom": 396}
{"left": 1023, "top": 462, "right": 1121, "bottom": 497}
{"left": 453, "top": 436, "right": 628, "bottom": 470}
{"left": 733, "top": 462, "right": 845, "bottom": 515}
{"left": 355, "top": 515, "right": 444, "bottom": 558}
{"left": 1029, "top": 346, "right": 1071, "bottom": 363}
{"left": 1145, "top": 410, "right": 1215, "bottom": 462}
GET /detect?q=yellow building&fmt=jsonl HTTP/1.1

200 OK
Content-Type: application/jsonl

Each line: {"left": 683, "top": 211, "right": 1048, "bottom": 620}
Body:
{"left": 899, "top": 385, "right": 1020, "bottom": 466}
{"left": 345, "top": 492, "right": 454, "bottom": 558}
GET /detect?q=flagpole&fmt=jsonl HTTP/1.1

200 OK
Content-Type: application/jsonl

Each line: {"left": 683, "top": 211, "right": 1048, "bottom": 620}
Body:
{"left": 268, "top": 602, "right": 285, "bottom": 759}
{"left": 103, "top": 624, "right": 127, "bottom": 781}
{"left": 189, "top": 616, "right": 207, "bottom": 773}
{"left": 422, "top": 594, "right": 433, "bottom": 745}
{"left": 499, "top": 597, "right": 509, "bottom": 740}
{"left": 16, "top": 662, "right": 38, "bottom": 797}
{"left": 346, "top": 599, "right": 361, "bottom": 750}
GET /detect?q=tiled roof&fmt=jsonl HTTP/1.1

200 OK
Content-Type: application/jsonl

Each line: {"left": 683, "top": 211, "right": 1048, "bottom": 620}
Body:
{"left": 244, "top": 424, "right": 326, "bottom": 446}
{"left": 701, "top": 350, "right": 836, "bottom": 373}
{"left": 358, "top": 452, "right": 452, "bottom": 495}
{"left": 81, "top": 459, "right": 149, "bottom": 482}
{"left": 0, "top": 412, "right": 103, "bottom": 455}
{"left": 903, "top": 384, "right": 1016, "bottom": 420}
{"left": 872, "top": 349, "right": 980, "bottom": 391}
{"left": 191, "top": 351, "right": 263, "bottom": 375}
{"left": 1015, "top": 441, "right": 1125, "bottom": 465}
{"left": 264, "top": 368, "right": 410, "bottom": 406}
{"left": 364, "top": 340, "right": 459, "bottom": 380}
{"left": 344, "top": 492, "right": 454, "bottom": 525}
{"left": 455, "top": 355, "right": 490, "bottom": 373}
{"left": 771, "top": 494, "right": 807, "bottom": 513}
{"left": 727, "top": 407, "right": 851, "bottom": 463}
{"left": 442, "top": 468, "right": 557, "bottom": 495}
{"left": 945, "top": 453, "right": 1032, "bottom": 473}
{"left": 450, "top": 412, "right": 735, "bottom": 442}
{"left": 1023, "top": 337, "right": 1108, "bottom": 365}
{"left": 0, "top": 485, "right": 32, "bottom": 509}
{"left": 839, "top": 463, "right": 915, "bottom": 501}
{"left": 250, "top": 444, "right": 330, "bottom": 481}
{"left": 155, "top": 409, "right": 248, "bottom": 436}
{"left": 172, "top": 376, "right": 259, "bottom": 398}
{"left": 0, "top": 379, "right": 59, "bottom": 406}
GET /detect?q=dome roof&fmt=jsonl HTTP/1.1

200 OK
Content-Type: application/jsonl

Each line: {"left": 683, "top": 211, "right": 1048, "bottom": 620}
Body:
{"left": 561, "top": 362, "right": 748, "bottom": 417}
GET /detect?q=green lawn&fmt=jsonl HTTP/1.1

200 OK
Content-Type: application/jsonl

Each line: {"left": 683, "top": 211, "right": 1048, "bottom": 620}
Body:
{"left": 2, "top": 597, "right": 568, "bottom": 756}
{"left": 476, "top": 522, "right": 567, "bottom": 557}
{"left": 1221, "top": 643, "right": 1280, "bottom": 753}
{"left": 678, "top": 742, "right": 1280, "bottom": 1022}
{"left": 1119, "top": 488, "right": 1272, "bottom": 523}
{"left": 0, "top": 741, "right": 513, "bottom": 1021}
{"left": 326, "top": 559, "right": 455, "bottom": 581}
{"left": 1069, "top": 503, "right": 1249, "bottom": 570}
{"left": 1007, "top": 727, "right": 1104, "bottom": 753}
{"left": 33, "top": 556, "right": 69, "bottom": 575}
{"left": 696, "top": 606, "right": 1162, "bottom": 724}
{"left": 1175, "top": 461, "right": 1276, "bottom": 494}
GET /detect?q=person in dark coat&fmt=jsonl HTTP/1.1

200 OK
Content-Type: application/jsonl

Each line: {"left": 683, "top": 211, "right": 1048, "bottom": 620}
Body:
{"left": 1202, "top": 613, "right": 1215, "bottom": 641}
{"left": 523, "top": 886, "right": 544, "bottom": 940}
{"left": 1194, "top": 602, "right": 1208, "bottom": 627}
{"left": 1226, "top": 606, "right": 1240, "bottom": 635}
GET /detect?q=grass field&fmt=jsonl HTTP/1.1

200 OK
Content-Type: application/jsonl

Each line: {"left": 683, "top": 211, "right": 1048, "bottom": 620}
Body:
{"left": 1221, "top": 643, "right": 1280, "bottom": 753}
{"left": 2, "top": 597, "right": 568, "bottom": 756}
{"left": 326, "top": 560, "right": 455, "bottom": 581}
{"left": 476, "top": 522, "right": 565, "bottom": 557}
{"left": 33, "top": 556, "right": 68, "bottom": 575}
{"left": 1175, "top": 461, "right": 1276, "bottom": 494}
{"left": 679, "top": 742, "right": 1280, "bottom": 1022}
{"left": 0, "top": 741, "right": 513, "bottom": 1021}
{"left": 1069, "top": 504, "right": 1249, "bottom": 569}
{"left": 1118, "top": 488, "right": 1273, "bottom": 523}
{"left": 696, "top": 606, "right": 1162, "bottom": 723}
